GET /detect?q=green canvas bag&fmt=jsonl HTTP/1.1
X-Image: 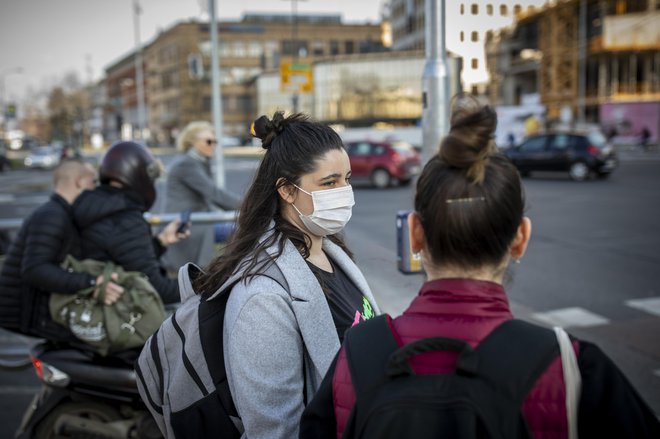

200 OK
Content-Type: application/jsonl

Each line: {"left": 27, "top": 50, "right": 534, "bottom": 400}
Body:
{"left": 49, "top": 256, "right": 167, "bottom": 356}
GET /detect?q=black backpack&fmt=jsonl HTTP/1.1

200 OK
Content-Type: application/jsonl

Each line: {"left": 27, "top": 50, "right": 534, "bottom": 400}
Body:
{"left": 341, "top": 315, "right": 560, "bottom": 439}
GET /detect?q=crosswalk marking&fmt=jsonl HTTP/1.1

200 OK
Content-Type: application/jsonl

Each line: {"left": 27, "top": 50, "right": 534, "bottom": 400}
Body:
{"left": 531, "top": 307, "right": 610, "bottom": 328}
{"left": 0, "top": 194, "right": 15, "bottom": 203}
{"left": 625, "top": 297, "right": 660, "bottom": 318}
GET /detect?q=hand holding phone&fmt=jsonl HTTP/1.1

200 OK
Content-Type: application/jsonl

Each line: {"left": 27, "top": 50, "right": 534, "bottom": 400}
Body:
{"left": 176, "top": 210, "right": 192, "bottom": 234}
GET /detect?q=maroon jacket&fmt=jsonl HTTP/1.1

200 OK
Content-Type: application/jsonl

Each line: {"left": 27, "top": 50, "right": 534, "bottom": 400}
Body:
{"left": 300, "top": 278, "right": 660, "bottom": 439}
{"left": 333, "top": 278, "right": 573, "bottom": 439}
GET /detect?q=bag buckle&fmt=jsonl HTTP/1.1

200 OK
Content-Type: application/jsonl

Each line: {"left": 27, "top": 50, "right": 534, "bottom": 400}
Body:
{"left": 120, "top": 312, "right": 143, "bottom": 334}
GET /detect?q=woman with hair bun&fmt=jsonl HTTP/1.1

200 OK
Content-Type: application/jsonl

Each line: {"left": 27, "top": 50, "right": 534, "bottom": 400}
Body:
{"left": 300, "top": 95, "right": 660, "bottom": 439}
{"left": 194, "top": 111, "right": 380, "bottom": 438}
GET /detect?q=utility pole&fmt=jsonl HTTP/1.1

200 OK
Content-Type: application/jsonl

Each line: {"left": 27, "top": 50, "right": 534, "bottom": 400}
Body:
{"left": 285, "top": 0, "right": 307, "bottom": 112}
{"left": 421, "top": 0, "right": 450, "bottom": 164}
{"left": 577, "top": 0, "right": 587, "bottom": 126}
{"left": 209, "top": 0, "right": 226, "bottom": 188}
{"left": 133, "top": 0, "right": 147, "bottom": 141}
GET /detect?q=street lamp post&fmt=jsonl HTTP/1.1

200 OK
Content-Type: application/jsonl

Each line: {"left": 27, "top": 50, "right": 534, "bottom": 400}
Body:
{"left": 284, "top": 0, "right": 308, "bottom": 112}
{"left": 209, "top": 0, "right": 226, "bottom": 188}
{"left": 133, "top": 0, "right": 147, "bottom": 141}
{"left": 421, "top": 0, "right": 450, "bottom": 165}
{"left": 0, "top": 67, "right": 23, "bottom": 143}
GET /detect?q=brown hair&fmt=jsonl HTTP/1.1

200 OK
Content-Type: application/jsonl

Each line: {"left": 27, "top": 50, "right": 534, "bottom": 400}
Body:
{"left": 414, "top": 94, "right": 524, "bottom": 270}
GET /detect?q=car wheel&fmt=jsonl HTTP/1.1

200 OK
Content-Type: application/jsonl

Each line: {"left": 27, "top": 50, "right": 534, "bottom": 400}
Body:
{"left": 371, "top": 168, "right": 391, "bottom": 189}
{"left": 569, "top": 161, "right": 590, "bottom": 181}
{"left": 399, "top": 178, "right": 412, "bottom": 186}
{"left": 596, "top": 171, "right": 611, "bottom": 180}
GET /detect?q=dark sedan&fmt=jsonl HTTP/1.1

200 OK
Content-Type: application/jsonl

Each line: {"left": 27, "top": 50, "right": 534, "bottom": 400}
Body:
{"left": 504, "top": 132, "right": 618, "bottom": 181}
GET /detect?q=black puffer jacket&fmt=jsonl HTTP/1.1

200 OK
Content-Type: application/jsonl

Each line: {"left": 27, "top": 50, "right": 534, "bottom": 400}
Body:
{"left": 72, "top": 185, "right": 179, "bottom": 304}
{"left": 0, "top": 194, "right": 94, "bottom": 340}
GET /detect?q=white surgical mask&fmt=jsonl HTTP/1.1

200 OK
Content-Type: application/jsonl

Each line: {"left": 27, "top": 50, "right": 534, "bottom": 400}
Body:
{"left": 291, "top": 184, "right": 355, "bottom": 236}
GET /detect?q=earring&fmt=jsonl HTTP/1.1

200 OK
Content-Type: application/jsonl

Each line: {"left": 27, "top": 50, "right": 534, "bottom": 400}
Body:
{"left": 514, "top": 258, "right": 521, "bottom": 264}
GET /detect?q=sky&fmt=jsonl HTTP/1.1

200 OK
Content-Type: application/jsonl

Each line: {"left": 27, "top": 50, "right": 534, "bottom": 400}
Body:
{"left": 0, "top": 0, "right": 385, "bottom": 107}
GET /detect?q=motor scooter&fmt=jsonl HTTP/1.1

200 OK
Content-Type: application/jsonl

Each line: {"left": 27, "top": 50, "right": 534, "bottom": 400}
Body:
{"left": 16, "top": 340, "right": 161, "bottom": 439}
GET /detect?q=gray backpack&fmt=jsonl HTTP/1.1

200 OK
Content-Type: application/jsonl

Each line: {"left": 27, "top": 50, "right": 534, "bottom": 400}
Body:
{"left": 135, "top": 262, "right": 288, "bottom": 438}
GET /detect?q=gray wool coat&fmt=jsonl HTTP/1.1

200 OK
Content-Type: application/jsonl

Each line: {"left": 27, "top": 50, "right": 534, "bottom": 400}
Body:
{"left": 222, "top": 232, "right": 380, "bottom": 439}
{"left": 162, "top": 150, "right": 241, "bottom": 271}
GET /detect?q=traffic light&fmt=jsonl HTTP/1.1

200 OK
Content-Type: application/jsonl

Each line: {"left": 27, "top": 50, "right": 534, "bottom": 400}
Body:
{"left": 5, "top": 103, "right": 16, "bottom": 119}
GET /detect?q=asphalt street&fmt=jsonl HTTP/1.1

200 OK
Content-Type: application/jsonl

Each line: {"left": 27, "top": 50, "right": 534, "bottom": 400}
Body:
{"left": 0, "top": 150, "right": 659, "bottom": 436}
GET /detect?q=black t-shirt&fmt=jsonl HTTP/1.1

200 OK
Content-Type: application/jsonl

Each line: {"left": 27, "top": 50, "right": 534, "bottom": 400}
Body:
{"left": 307, "top": 258, "right": 375, "bottom": 342}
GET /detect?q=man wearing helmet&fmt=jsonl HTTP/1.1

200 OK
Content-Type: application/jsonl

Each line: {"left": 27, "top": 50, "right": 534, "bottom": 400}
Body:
{"left": 72, "top": 141, "right": 189, "bottom": 304}
{"left": 0, "top": 158, "right": 124, "bottom": 341}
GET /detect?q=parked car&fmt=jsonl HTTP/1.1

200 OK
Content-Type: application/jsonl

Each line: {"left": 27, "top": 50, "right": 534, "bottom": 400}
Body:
{"left": 504, "top": 131, "right": 618, "bottom": 181}
{"left": 345, "top": 140, "right": 421, "bottom": 188}
{"left": 23, "top": 145, "right": 61, "bottom": 169}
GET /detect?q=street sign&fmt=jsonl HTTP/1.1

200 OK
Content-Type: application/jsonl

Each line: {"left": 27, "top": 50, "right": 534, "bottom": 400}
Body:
{"left": 280, "top": 61, "right": 313, "bottom": 93}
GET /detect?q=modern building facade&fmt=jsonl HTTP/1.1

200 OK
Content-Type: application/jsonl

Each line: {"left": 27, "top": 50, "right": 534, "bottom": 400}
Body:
{"left": 257, "top": 50, "right": 462, "bottom": 127}
{"left": 388, "top": 0, "right": 548, "bottom": 92}
{"left": 105, "top": 14, "right": 386, "bottom": 145}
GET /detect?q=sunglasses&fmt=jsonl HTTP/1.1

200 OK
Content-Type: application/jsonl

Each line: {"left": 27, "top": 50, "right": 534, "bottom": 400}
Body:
{"left": 203, "top": 138, "right": 218, "bottom": 146}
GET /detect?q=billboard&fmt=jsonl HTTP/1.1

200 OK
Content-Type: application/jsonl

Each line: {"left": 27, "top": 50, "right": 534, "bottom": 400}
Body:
{"left": 600, "top": 101, "right": 660, "bottom": 144}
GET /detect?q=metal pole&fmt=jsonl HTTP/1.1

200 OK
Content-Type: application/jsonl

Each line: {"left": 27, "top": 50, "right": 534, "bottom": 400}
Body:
{"left": 291, "top": 0, "right": 300, "bottom": 112}
{"left": 577, "top": 0, "right": 587, "bottom": 125}
{"left": 133, "top": 0, "right": 147, "bottom": 141}
{"left": 421, "top": 0, "right": 450, "bottom": 165}
{"left": 0, "top": 67, "right": 22, "bottom": 143}
{"left": 209, "top": 0, "right": 226, "bottom": 188}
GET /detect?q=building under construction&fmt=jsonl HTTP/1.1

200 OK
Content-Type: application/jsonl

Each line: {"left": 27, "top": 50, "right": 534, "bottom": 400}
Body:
{"left": 487, "top": 0, "right": 659, "bottom": 141}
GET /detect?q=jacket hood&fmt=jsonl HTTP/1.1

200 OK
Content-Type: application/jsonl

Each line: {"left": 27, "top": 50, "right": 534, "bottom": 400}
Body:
{"left": 72, "top": 186, "right": 136, "bottom": 229}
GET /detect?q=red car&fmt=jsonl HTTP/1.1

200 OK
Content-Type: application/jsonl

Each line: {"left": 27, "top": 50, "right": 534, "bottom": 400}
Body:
{"left": 345, "top": 140, "right": 421, "bottom": 188}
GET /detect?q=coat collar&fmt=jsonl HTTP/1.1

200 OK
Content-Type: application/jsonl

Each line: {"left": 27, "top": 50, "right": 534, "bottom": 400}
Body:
{"left": 211, "top": 226, "right": 380, "bottom": 376}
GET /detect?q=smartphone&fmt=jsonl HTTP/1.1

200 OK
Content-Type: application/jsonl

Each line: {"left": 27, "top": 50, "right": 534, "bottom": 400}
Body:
{"left": 176, "top": 210, "right": 192, "bottom": 234}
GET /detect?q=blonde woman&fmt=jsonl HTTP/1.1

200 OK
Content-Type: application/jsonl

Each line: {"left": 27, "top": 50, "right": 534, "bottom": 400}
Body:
{"left": 163, "top": 121, "right": 241, "bottom": 271}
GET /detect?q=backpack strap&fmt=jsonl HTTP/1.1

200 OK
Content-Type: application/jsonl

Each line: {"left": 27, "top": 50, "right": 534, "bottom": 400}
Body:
{"left": 344, "top": 314, "right": 399, "bottom": 400}
{"left": 459, "top": 319, "right": 559, "bottom": 405}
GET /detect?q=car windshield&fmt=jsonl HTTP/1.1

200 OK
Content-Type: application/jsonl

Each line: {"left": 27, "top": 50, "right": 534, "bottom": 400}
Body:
{"left": 587, "top": 131, "right": 607, "bottom": 148}
{"left": 32, "top": 147, "right": 56, "bottom": 155}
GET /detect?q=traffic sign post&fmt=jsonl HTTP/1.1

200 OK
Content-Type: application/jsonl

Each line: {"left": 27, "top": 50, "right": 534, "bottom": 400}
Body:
{"left": 280, "top": 61, "right": 313, "bottom": 94}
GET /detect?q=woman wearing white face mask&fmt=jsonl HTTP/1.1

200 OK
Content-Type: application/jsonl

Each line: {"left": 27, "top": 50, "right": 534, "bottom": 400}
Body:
{"left": 192, "top": 111, "right": 380, "bottom": 439}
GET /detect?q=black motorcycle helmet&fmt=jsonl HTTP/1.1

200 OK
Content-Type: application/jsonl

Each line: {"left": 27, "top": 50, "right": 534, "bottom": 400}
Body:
{"left": 99, "top": 141, "right": 161, "bottom": 210}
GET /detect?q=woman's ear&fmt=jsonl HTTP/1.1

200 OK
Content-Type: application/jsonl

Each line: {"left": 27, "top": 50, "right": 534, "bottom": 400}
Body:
{"left": 407, "top": 211, "right": 426, "bottom": 253}
{"left": 510, "top": 216, "right": 532, "bottom": 260}
{"left": 276, "top": 177, "right": 296, "bottom": 203}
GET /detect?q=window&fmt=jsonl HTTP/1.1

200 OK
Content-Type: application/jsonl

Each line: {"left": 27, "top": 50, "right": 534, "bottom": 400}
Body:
{"left": 486, "top": 4, "right": 493, "bottom": 15}
{"left": 347, "top": 142, "right": 373, "bottom": 156}
{"left": 553, "top": 135, "right": 570, "bottom": 150}
{"left": 471, "top": 31, "right": 479, "bottom": 42}
{"left": 471, "top": 4, "right": 478, "bottom": 14}
{"left": 520, "top": 136, "right": 547, "bottom": 152}
{"left": 345, "top": 41, "right": 355, "bottom": 54}
{"left": 513, "top": 5, "right": 522, "bottom": 15}
{"left": 460, "top": 4, "right": 465, "bottom": 14}
{"left": 312, "top": 40, "right": 325, "bottom": 56}
{"left": 330, "top": 40, "right": 340, "bottom": 55}
{"left": 471, "top": 58, "right": 479, "bottom": 69}
{"left": 500, "top": 4, "right": 508, "bottom": 15}
{"left": 460, "top": 31, "right": 465, "bottom": 42}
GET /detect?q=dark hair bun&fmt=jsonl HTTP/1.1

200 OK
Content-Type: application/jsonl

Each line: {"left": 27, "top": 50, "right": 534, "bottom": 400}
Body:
{"left": 250, "top": 111, "right": 285, "bottom": 150}
{"left": 440, "top": 94, "right": 497, "bottom": 184}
